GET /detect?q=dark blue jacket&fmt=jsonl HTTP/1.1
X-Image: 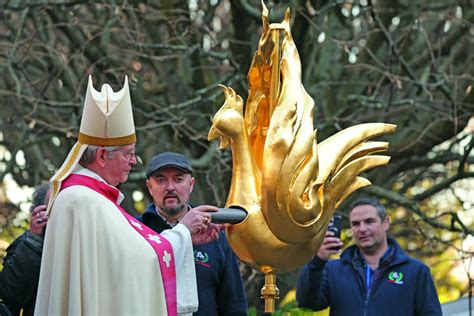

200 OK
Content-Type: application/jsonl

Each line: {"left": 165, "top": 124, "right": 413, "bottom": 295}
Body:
{"left": 138, "top": 204, "right": 247, "bottom": 316}
{"left": 296, "top": 238, "right": 442, "bottom": 316}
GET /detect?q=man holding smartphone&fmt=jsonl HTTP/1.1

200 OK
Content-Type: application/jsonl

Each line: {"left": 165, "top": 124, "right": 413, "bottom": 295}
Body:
{"left": 296, "top": 198, "right": 442, "bottom": 316}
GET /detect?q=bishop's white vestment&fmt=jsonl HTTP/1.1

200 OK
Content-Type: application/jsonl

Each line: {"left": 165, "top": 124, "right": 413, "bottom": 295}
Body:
{"left": 35, "top": 167, "right": 198, "bottom": 315}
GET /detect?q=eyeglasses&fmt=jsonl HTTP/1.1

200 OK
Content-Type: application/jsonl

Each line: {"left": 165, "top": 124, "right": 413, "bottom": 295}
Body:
{"left": 113, "top": 148, "right": 136, "bottom": 161}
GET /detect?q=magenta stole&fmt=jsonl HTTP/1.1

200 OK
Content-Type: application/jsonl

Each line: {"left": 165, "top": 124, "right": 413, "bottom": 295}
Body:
{"left": 61, "top": 174, "right": 178, "bottom": 316}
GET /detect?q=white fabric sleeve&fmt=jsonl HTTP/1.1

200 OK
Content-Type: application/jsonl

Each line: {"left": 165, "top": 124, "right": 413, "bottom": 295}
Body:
{"left": 161, "top": 224, "right": 198, "bottom": 315}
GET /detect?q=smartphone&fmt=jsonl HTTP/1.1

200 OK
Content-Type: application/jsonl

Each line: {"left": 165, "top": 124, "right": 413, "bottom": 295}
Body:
{"left": 327, "top": 214, "right": 342, "bottom": 251}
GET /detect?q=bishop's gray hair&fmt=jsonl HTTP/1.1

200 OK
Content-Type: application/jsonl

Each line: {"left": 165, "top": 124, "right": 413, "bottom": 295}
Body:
{"left": 79, "top": 145, "right": 118, "bottom": 165}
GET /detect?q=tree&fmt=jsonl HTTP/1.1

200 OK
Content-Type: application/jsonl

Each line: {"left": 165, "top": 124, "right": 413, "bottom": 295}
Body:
{"left": 0, "top": 0, "right": 472, "bottom": 311}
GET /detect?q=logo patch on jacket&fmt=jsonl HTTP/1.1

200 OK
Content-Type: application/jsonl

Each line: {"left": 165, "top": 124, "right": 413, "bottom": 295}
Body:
{"left": 387, "top": 271, "right": 404, "bottom": 284}
{"left": 194, "top": 250, "right": 210, "bottom": 267}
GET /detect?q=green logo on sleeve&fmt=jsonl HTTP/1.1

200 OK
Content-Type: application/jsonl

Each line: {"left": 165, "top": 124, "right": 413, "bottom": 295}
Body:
{"left": 193, "top": 250, "right": 210, "bottom": 267}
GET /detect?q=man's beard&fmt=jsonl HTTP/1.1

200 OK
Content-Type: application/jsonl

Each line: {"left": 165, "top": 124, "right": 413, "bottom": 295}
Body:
{"left": 161, "top": 204, "right": 186, "bottom": 217}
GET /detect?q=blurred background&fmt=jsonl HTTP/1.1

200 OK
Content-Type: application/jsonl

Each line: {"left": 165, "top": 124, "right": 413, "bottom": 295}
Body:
{"left": 0, "top": 0, "right": 472, "bottom": 314}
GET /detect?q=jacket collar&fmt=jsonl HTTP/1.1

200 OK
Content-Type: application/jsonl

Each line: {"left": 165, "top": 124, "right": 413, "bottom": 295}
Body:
{"left": 341, "top": 237, "right": 409, "bottom": 268}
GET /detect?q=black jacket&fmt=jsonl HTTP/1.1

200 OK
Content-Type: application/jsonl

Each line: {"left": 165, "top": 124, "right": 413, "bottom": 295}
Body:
{"left": 0, "top": 231, "right": 44, "bottom": 316}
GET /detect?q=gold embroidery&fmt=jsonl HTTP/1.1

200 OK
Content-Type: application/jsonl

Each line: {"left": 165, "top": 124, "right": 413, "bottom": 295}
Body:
{"left": 78, "top": 132, "right": 136, "bottom": 146}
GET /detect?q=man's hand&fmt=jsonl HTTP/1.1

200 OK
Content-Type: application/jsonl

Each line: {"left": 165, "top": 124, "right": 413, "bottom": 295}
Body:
{"left": 30, "top": 205, "right": 48, "bottom": 237}
{"left": 179, "top": 205, "right": 217, "bottom": 235}
{"left": 317, "top": 231, "right": 343, "bottom": 261}
{"left": 179, "top": 205, "right": 225, "bottom": 245}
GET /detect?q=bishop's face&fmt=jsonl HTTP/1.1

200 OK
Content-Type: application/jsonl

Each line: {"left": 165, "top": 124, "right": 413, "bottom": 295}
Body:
{"left": 103, "top": 143, "right": 137, "bottom": 186}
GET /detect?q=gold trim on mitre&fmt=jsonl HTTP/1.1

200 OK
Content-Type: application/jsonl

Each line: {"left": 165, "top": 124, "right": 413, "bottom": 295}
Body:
{"left": 47, "top": 75, "right": 136, "bottom": 215}
{"left": 78, "top": 132, "right": 136, "bottom": 146}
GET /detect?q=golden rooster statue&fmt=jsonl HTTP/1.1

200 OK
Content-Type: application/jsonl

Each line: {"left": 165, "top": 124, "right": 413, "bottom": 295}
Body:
{"left": 208, "top": 1, "right": 395, "bottom": 287}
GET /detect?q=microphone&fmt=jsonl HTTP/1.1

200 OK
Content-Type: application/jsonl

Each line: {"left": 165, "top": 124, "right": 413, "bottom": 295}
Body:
{"left": 211, "top": 208, "right": 248, "bottom": 224}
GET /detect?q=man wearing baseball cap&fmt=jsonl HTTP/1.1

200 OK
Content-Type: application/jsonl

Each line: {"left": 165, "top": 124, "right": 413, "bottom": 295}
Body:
{"left": 139, "top": 152, "right": 248, "bottom": 316}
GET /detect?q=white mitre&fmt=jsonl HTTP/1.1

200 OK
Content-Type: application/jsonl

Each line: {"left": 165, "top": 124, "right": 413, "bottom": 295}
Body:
{"left": 47, "top": 75, "right": 136, "bottom": 214}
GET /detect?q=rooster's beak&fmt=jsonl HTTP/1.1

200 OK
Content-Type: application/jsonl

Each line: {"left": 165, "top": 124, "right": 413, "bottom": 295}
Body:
{"left": 208, "top": 126, "right": 219, "bottom": 141}
{"left": 208, "top": 126, "right": 231, "bottom": 149}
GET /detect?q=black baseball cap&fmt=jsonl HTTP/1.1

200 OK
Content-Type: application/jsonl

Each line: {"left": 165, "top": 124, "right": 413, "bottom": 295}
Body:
{"left": 146, "top": 152, "right": 193, "bottom": 177}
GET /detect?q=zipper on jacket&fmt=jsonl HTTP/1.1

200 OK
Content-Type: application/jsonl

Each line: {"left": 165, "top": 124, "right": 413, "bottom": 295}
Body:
{"left": 363, "top": 287, "right": 371, "bottom": 316}
{"left": 363, "top": 265, "right": 372, "bottom": 316}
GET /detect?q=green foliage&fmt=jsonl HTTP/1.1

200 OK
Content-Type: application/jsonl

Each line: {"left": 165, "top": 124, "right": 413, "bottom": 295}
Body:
{"left": 247, "top": 300, "right": 328, "bottom": 316}
{"left": 274, "top": 301, "right": 323, "bottom": 316}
